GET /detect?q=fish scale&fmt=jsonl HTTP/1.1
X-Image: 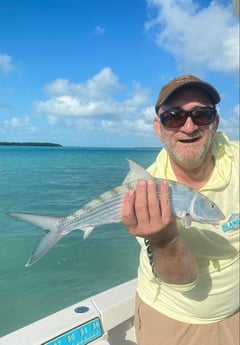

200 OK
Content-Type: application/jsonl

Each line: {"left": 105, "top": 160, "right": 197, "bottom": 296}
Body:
{"left": 60, "top": 185, "right": 130, "bottom": 231}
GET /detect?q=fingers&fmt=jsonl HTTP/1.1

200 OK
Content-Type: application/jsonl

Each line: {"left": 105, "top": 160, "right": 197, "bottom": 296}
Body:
{"left": 121, "top": 179, "right": 175, "bottom": 238}
{"left": 147, "top": 180, "right": 161, "bottom": 224}
{"left": 121, "top": 189, "right": 137, "bottom": 229}
{"left": 121, "top": 180, "right": 159, "bottom": 234}
{"left": 159, "top": 180, "right": 173, "bottom": 225}
{"left": 135, "top": 181, "right": 150, "bottom": 229}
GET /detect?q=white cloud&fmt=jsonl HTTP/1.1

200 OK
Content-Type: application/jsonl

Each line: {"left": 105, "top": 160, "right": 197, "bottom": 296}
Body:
{"left": 0, "top": 53, "right": 14, "bottom": 74}
{"left": 95, "top": 26, "right": 105, "bottom": 35}
{"left": 37, "top": 96, "right": 121, "bottom": 118}
{"left": 47, "top": 115, "right": 59, "bottom": 125}
{"left": 145, "top": 0, "right": 239, "bottom": 74}
{"left": 219, "top": 103, "right": 240, "bottom": 140}
{"left": 3, "top": 116, "right": 36, "bottom": 132}
{"left": 34, "top": 68, "right": 155, "bottom": 137}
{"left": 123, "top": 118, "right": 154, "bottom": 135}
{"left": 37, "top": 68, "right": 127, "bottom": 119}
{"left": 35, "top": 68, "right": 152, "bottom": 128}
{"left": 142, "top": 106, "right": 156, "bottom": 121}
{"left": 233, "top": 103, "right": 240, "bottom": 117}
{"left": 44, "top": 67, "right": 122, "bottom": 99}
{"left": 99, "top": 106, "right": 155, "bottom": 137}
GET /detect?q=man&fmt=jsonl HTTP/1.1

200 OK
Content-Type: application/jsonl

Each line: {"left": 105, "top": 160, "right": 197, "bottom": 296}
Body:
{"left": 121, "top": 75, "right": 239, "bottom": 345}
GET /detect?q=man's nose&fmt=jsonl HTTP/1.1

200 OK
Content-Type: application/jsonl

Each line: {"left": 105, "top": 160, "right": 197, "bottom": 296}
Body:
{"left": 181, "top": 116, "right": 198, "bottom": 132}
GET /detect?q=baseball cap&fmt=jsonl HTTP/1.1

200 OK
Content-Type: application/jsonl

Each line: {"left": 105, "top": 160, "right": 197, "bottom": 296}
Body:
{"left": 155, "top": 75, "right": 221, "bottom": 114}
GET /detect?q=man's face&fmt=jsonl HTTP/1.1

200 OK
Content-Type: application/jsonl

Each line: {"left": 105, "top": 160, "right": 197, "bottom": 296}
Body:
{"left": 154, "top": 87, "right": 219, "bottom": 169}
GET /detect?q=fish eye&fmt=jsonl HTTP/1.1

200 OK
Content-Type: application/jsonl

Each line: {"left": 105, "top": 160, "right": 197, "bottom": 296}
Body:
{"left": 210, "top": 203, "right": 215, "bottom": 209}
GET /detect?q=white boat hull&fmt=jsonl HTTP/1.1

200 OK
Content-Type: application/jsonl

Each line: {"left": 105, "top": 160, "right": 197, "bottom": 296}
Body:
{"left": 0, "top": 279, "right": 137, "bottom": 345}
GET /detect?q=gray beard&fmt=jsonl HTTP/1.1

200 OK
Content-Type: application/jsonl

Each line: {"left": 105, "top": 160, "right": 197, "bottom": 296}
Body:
{"left": 165, "top": 139, "right": 212, "bottom": 170}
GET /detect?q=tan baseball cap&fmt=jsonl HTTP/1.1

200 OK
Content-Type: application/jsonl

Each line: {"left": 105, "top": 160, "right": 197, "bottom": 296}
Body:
{"left": 155, "top": 75, "right": 221, "bottom": 114}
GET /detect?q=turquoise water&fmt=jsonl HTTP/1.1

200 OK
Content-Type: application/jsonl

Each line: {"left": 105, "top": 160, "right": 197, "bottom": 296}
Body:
{"left": 0, "top": 146, "right": 160, "bottom": 337}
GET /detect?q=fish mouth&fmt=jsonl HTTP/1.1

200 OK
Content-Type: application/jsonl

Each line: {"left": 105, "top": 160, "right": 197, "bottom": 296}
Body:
{"left": 211, "top": 213, "right": 225, "bottom": 225}
{"left": 219, "top": 213, "right": 226, "bottom": 221}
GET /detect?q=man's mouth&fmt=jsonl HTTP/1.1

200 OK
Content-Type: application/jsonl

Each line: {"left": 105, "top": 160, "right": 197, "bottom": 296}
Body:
{"left": 179, "top": 138, "right": 200, "bottom": 143}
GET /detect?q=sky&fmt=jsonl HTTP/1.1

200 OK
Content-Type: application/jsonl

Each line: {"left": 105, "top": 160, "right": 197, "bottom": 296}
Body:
{"left": 0, "top": 0, "right": 239, "bottom": 147}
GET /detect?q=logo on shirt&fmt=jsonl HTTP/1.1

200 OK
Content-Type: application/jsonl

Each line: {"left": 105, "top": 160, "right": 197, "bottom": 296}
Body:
{"left": 221, "top": 213, "right": 240, "bottom": 234}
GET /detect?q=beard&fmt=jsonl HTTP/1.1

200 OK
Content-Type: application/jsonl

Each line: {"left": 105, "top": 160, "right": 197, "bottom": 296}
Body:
{"left": 163, "top": 131, "right": 214, "bottom": 170}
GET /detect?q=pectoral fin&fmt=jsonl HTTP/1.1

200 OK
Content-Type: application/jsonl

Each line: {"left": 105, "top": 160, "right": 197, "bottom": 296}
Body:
{"left": 180, "top": 213, "right": 192, "bottom": 228}
{"left": 82, "top": 226, "right": 95, "bottom": 239}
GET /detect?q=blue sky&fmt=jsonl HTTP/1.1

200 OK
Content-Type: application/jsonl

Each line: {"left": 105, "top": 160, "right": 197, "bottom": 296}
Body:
{"left": 0, "top": 0, "right": 239, "bottom": 147}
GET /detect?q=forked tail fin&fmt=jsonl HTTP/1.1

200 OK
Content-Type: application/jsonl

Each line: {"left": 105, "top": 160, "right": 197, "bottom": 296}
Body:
{"left": 8, "top": 212, "right": 64, "bottom": 266}
{"left": 26, "top": 231, "right": 64, "bottom": 266}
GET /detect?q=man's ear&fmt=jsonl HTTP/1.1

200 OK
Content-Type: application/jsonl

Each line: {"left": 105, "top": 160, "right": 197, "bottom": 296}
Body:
{"left": 153, "top": 117, "right": 163, "bottom": 141}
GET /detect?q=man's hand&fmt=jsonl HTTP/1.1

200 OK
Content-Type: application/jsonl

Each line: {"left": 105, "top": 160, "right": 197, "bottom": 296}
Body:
{"left": 121, "top": 179, "right": 179, "bottom": 245}
{"left": 121, "top": 179, "right": 197, "bottom": 284}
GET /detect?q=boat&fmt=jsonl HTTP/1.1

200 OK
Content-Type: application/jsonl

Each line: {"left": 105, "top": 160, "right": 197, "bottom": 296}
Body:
{"left": 0, "top": 279, "right": 137, "bottom": 345}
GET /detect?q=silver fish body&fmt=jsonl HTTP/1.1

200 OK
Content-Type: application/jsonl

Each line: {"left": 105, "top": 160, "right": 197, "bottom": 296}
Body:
{"left": 8, "top": 160, "right": 225, "bottom": 266}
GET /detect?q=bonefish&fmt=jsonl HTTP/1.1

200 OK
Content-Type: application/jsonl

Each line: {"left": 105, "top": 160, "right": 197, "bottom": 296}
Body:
{"left": 8, "top": 160, "right": 225, "bottom": 266}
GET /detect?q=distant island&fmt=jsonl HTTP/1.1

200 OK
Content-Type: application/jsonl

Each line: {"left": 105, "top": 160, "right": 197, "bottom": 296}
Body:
{"left": 0, "top": 142, "right": 62, "bottom": 147}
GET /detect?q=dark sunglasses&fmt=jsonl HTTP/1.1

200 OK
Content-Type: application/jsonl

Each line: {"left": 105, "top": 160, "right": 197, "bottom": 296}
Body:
{"left": 158, "top": 107, "right": 217, "bottom": 128}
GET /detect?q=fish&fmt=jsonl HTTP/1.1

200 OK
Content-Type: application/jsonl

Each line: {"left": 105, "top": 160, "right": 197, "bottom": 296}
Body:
{"left": 7, "top": 159, "right": 225, "bottom": 267}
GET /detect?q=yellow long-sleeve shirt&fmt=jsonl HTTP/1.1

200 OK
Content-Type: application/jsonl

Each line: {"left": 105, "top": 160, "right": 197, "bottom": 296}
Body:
{"left": 137, "top": 132, "right": 239, "bottom": 324}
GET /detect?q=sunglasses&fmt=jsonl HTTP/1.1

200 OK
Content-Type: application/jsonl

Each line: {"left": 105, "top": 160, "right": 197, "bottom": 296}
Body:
{"left": 158, "top": 107, "right": 217, "bottom": 128}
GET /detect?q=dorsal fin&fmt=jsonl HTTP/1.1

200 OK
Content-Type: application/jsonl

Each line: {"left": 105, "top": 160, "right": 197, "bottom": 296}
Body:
{"left": 122, "top": 159, "right": 153, "bottom": 184}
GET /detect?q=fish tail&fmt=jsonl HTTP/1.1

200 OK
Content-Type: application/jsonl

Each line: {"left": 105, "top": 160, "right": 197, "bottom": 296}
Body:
{"left": 7, "top": 212, "right": 64, "bottom": 266}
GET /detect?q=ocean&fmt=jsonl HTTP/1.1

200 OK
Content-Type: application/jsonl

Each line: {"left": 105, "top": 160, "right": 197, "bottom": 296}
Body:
{"left": 0, "top": 146, "right": 160, "bottom": 337}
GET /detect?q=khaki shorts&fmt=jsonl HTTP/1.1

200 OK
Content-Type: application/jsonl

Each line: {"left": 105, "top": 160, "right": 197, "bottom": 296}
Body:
{"left": 135, "top": 293, "right": 239, "bottom": 345}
